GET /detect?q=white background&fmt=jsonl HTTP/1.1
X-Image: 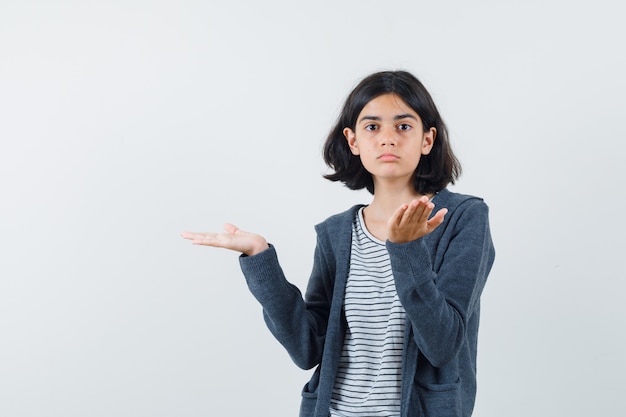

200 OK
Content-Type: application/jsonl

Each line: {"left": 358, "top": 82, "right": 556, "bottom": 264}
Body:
{"left": 1, "top": 1, "right": 624, "bottom": 416}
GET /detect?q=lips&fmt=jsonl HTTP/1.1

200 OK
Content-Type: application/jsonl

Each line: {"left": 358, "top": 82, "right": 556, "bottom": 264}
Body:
{"left": 378, "top": 153, "right": 399, "bottom": 161}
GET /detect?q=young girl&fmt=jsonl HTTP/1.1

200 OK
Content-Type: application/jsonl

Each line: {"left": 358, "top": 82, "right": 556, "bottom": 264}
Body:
{"left": 182, "top": 70, "right": 495, "bottom": 417}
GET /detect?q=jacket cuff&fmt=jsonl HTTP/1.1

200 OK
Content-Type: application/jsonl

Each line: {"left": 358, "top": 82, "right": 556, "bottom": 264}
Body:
{"left": 386, "top": 238, "right": 434, "bottom": 287}
{"left": 239, "top": 244, "right": 281, "bottom": 288}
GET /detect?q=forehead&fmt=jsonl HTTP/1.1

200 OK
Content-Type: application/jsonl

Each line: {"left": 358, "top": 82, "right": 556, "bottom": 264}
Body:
{"left": 357, "top": 93, "right": 420, "bottom": 121}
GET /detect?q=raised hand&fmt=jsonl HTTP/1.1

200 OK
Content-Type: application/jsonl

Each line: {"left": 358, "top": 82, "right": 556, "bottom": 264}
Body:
{"left": 181, "top": 223, "right": 269, "bottom": 256}
{"left": 387, "top": 196, "right": 448, "bottom": 244}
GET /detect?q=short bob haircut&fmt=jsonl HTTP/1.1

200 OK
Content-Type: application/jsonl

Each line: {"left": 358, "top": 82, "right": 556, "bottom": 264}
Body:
{"left": 323, "top": 70, "right": 461, "bottom": 195}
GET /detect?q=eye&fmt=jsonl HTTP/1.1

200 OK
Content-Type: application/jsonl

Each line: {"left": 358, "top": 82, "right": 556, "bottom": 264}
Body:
{"left": 397, "top": 123, "right": 412, "bottom": 131}
{"left": 365, "top": 124, "right": 378, "bottom": 131}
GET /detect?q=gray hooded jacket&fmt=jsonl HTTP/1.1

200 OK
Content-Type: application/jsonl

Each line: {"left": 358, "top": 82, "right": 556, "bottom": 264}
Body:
{"left": 239, "top": 189, "right": 495, "bottom": 417}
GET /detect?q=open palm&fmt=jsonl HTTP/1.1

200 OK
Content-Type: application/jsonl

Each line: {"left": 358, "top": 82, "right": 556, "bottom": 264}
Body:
{"left": 181, "top": 223, "right": 269, "bottom": 256}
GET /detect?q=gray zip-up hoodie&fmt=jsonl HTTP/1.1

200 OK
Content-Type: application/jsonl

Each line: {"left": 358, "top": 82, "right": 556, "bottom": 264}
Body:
{"left": 239, "top": 189, "right": 495, "bottom": 417}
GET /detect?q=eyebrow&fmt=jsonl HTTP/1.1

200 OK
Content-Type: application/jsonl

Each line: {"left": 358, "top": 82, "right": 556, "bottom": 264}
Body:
{"left": 358, "top": 114, "right": 418, "bottom": 123}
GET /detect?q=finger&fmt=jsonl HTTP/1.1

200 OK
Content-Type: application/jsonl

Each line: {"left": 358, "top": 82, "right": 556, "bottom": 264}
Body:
{"left": 192, "top": 233, "right": 220, "bottom": 245}
{"left": 401, "top": 198, "right": 426, "bottom": 226}
{"left": 181, "top": 232, "right": 211, "bottom": 241}
{"left": 426, "top": 208, "right": 448, "bottom": 230}
{"left": 223, "top": 223, "right": 240, "bottom": 235}
{"left": 416, "top": 201, "right": 435, "bottom": 224}
{"left": 390, "top": 203, "right": 409, "bottom": 228}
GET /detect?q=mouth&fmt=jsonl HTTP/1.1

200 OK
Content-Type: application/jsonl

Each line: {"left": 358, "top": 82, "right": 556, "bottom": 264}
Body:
{"left": 378, "top": 153, "right": 399, "bottom": 161}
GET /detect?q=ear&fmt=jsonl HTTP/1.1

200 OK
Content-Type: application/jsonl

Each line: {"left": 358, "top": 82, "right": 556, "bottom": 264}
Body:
{"left": 421, "top": 127, "right": 436, "bottom": 155}
{"left": 343, "top": 127, "right": 359, "bottom": 155}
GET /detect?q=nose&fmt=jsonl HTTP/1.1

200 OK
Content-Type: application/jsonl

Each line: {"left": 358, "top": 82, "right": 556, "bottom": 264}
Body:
{"left": 379, "top": 125, "right": 397, "bottom": 147}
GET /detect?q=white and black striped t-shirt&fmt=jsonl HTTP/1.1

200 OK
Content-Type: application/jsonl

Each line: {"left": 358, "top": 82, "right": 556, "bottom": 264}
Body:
{"left": 329, "top": 207, "right": 406, "bottom": 417}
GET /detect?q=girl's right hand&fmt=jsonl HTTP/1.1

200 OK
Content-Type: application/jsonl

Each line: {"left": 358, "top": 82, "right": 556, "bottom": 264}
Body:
{"left": 181, "top": 223, "right": 269, "bottom": 256}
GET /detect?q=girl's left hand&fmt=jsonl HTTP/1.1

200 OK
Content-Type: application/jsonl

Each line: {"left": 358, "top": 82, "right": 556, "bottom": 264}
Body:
{"left": 387, "top": 196, "right": 448, "bottom": 244}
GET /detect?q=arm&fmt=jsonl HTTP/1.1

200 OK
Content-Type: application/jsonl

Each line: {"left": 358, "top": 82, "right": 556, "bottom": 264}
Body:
{"left": 387, "top": 199, "right": 495, "bottom": 367}
{"left": 182, "top": 224, "right": 332, "bottom": 369}
{"left": 239, "top": 235, "right": 333, "bottom": 370}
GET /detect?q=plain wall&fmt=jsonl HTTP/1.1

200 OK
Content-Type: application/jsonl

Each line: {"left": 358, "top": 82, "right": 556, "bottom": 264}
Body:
{"left": 1, "top": 1, "right": 624, "bottom": 416}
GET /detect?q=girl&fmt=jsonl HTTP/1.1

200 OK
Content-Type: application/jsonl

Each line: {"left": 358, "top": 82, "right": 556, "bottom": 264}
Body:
{"left": 182, "top": 70, "right": 495, "bottom": 417}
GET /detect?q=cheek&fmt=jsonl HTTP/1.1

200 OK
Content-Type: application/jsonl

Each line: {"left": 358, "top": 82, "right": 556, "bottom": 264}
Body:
{"left": 357, "top": 153, "right": 375, "bottom": 169}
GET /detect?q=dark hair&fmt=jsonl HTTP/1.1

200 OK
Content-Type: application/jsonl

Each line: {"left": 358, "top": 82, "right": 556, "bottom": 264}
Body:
{"left": 323, "top": 70, "right": 461, "bottom": 195}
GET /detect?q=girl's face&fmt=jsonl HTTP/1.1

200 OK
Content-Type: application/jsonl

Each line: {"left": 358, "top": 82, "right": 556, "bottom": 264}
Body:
{"left": 343, "top": 93, "right": 435, "bottom": 190}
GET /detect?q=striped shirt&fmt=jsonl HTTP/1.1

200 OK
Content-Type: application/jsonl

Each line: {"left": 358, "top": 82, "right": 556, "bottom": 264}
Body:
{"left": 329, "top": 207, "right": 405, "bottom": 417}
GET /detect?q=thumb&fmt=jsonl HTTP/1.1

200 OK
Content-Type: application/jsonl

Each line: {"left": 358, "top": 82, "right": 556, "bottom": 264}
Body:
{"left": 427, "top": 208, "right": 448, "bottom": 230}
{"left": 223, "top": 223, "right": 240, "bottom": 235}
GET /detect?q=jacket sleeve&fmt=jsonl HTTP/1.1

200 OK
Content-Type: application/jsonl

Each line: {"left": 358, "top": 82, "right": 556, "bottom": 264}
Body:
{"left": 386, "top": 198, "right": 495, "bottom": 367}
{"left": 238, "top": 234, "right": 333, "bottom": 370}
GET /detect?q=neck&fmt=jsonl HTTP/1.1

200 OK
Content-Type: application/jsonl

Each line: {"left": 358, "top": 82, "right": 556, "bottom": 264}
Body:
{"left": 360, "top": 177, "right": 435, "bottom": 241}
{"left": 366, "top": 181, "right": 426, "bottom": 219}
{"left": 361, "top": 183, "right": 428, "bottom": 241}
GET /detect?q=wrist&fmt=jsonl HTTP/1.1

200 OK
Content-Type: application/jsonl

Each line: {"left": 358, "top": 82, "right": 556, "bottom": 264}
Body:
{"left": 247, "top": 241, "right": 269, "bottom": 257}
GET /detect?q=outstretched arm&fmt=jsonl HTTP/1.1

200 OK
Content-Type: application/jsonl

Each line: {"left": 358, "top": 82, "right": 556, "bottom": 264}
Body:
{"left": 181, "top": 223, "right": 269, "bottom": 256}
{"left": 182, "top": 223, "right": 330, "bottom": 369}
